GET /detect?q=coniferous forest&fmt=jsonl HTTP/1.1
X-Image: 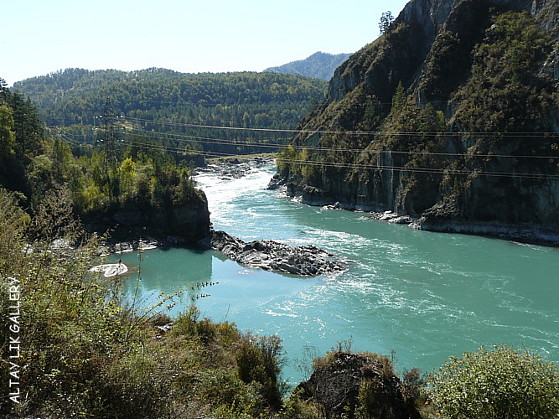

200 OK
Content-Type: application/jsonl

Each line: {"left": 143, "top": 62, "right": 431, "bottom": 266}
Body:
{"left": 14, "top": 69, "right": 327, "bottom": 157}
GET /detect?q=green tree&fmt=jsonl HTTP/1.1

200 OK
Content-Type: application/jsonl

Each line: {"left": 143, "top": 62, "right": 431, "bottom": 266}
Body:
{"left": 51, "top": 138, "right": 74, "bottom": 183}
{"left": 235, "top": 334, "right": 285, "bottom": 409}
{"left": 391, "top": 81, "right": 406, "bottom": 114}
{"left": 119, "top": 156, "right": 137, "bottom": 198}
{"left": 9, "top": 92, "right": 45, "bottom": 159}
{"left": 0, "top": 104, "right": 16, "bottom": 157}
{"left": 428, "top": 345, "right": 559, "bottom": 418}
{"left": 379, "top": 11, "right": 395, "bottom": 34}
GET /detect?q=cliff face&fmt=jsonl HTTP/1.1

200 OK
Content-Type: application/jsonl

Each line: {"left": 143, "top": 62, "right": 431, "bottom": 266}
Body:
{"left": 278, "top": 0, "right": 559, "bottom": 244}
{"left": 88, "top": 190, "right": 211, "bottom": 247}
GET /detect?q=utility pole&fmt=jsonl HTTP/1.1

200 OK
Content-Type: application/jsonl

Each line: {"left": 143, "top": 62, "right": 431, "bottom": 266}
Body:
{"left": 96, "top": 97, "right": 120, "bottom": 197}
{"left": 99, "top": 97, "right": 119, "bottom": 169}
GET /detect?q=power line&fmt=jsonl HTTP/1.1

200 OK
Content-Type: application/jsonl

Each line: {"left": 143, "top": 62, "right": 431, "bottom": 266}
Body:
{"left": 121, "top": 129, "right": 285, "bottom": 150}
{"left": 47, "top": 127, "right": 85, "bottom": 147}
{"left": 118, "top": 137, "right": 235, "bottom": 158}
{"left": 273, "top": 158, "right": 559, "bottom": 181}
{"left": 120, "top": 125, "right": 559, "bottom": 162}
{"left": 49, "top": 118, "right": 559, "bottom": 181}
{"left": 53, "top": 122, "right": 559, "bottom": 165}
{"left": 114, "top": 136, "right": 559, "bottom": 181}
{"left": 123, "top": 115, "right": 559, "bottom": 139}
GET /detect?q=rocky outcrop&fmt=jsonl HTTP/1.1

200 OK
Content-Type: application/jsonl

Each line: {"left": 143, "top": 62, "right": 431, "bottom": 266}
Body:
{"left": 196, "top": 156, "right": 274, "bottom": 180}
{"left": 87, "top": 191, "right": 211, "bottom": 248}
{"left": 295, "top": 351, "right": 420, "bottom": 419}
{"left": 278, "top": 0, "right": 559, "bottom": 245}
{"left": 210, "top": 230, "right": 346, "bottom": 276}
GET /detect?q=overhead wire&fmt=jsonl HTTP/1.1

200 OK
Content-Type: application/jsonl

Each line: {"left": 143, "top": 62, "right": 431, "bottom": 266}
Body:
{"left": 274, "top": 157, "right": 559, "bottom": 181}
{"left": 113, "top": 135, "right": 559, "bottom": 181}
{"left": 121, "top": 129, "right": 283, "bottom": 151}
{"left": 117, "top": 137, "right": 234, "bottom": 158}
{"left": 123, "top": 115, "right": 559, "bottom": 139}
{"left": 48, "top": 117, "right": 559, "bottom": 181}
{"left": 120, "top": 126, "right": 559, "bottom": 161}
{"left": 47, "top": 127, "right": 85, "bottom": 147}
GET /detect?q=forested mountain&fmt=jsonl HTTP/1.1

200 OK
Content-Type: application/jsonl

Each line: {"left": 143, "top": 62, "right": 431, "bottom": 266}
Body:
{"left": 276, "top": 0, "right": 559, "bottom": 244}
{"left": 14, "top": 69, "right": 327, "bottom": 157}
{"left": 263, "top": 51, "right": 351, "bottom": 81}
{"left": 0, "top": 78, "right": 210, "bottom": 245}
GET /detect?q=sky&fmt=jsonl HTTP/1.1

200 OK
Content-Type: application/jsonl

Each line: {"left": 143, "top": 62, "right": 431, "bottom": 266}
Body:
{"left": 2, "top": 0, "right": 410, "bottom": 86}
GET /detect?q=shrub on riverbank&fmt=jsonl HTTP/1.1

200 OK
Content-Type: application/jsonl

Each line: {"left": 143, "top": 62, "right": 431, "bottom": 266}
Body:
{"left": 428, "top": 345, "right": 559, "bottom": 418}
{"left": 286, "top": 347, "right": 422, "bottom": 419}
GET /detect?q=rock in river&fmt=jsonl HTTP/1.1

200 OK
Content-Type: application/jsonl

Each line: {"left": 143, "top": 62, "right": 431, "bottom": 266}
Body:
{"left": 211, "top": 230, "right": 346, "bottom": 276}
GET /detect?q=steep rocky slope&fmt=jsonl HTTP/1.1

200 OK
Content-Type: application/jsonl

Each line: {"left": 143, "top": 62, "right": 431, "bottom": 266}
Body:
{"left": 277, "top": 0, "right": 559, "bottom": 244}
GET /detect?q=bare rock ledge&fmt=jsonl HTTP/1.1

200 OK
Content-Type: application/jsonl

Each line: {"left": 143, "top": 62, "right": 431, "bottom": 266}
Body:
{"left": 211, "top": 230, "right": 347, "bottom": 276}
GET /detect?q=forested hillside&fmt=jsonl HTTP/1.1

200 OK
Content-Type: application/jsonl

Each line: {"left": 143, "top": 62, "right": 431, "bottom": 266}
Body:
{"left": 14, "top": 69, "right": 327, "bottom": 157}
{"left": 263, "top": 52, "right": 351, "bottom": 81}
{"left": 277, "top": 0, "right": 559, "bottom": 245}
{"left": 0, "top": 78, "right": 210, "bottom": 245}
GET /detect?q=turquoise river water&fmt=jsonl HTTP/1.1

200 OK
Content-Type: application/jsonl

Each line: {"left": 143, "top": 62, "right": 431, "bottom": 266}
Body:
{"left": 112, "top": 164, "right": 559, "bottom": 384}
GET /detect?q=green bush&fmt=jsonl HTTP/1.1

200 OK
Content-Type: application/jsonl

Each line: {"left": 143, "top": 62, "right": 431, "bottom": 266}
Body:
{"left": 235, "top": 333, "right": 285, "bottom": 410}
{"left": 194, "top": 369, "right": 265, "bottom": 417}
{"left": 428, "top": 345, "right": 559, "bottom": 418}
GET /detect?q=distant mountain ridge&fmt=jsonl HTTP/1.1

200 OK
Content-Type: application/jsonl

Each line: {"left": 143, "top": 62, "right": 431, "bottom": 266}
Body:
{"left": 13, "top": 68, "right": 327, "bottom": 156}
{"left": 263, "top": 52, "right": 351, "bottom": 81}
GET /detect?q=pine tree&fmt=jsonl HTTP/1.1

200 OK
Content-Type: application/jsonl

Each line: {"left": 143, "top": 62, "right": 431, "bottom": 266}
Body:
{"left": 379, "top": 11, "right": 394, "bottom": 34}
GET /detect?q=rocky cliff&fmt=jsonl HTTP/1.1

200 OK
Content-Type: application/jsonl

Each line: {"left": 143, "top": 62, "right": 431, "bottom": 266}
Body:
{"left": 295, "top": 351, "right": 421, "bottom": 418}
{"left": 87, "top": 190, "right": 211, "bottom": 247}
{"left": 277, "top": 0, "right": 559, "bottom": 244}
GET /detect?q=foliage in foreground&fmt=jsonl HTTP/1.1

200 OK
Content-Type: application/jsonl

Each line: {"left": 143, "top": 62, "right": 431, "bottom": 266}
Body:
{"left": 0, "top": 187, "right": 284, "bottom": 418}
{"left": 428, "top": 345, "right": 559, "bottom": 418}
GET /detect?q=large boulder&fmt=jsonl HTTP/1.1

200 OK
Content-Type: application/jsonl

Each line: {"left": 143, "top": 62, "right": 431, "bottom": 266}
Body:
{"left": 295, "top": 351, "right": 421, "bottom": 419}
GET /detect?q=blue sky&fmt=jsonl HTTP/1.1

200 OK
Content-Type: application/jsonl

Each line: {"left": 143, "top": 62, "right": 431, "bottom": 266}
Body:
{"left": 2, "top": 0, "right": 410, "bottom": 85}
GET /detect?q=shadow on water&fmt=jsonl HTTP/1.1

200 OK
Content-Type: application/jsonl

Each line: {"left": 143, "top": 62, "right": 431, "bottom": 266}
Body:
{"left": 109, "top": 247, "right": 215, "bottom": 315}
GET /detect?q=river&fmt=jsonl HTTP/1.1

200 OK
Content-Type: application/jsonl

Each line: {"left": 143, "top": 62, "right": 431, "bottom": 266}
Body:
{"left": 112, "top": 163, "right": 559, "bottom": 385}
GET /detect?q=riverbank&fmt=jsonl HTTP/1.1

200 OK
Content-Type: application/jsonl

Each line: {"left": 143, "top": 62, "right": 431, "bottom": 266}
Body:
{"left": 268, "top": 174, "right": 559, "bottom": 248}
{"left": 362, "top": 210, "right": 559, "bottom": 247}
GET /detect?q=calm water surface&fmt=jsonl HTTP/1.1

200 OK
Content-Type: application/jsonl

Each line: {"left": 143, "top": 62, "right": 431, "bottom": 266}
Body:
{"left": 113, "top": 164, "right": 559, "bottom": 384}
